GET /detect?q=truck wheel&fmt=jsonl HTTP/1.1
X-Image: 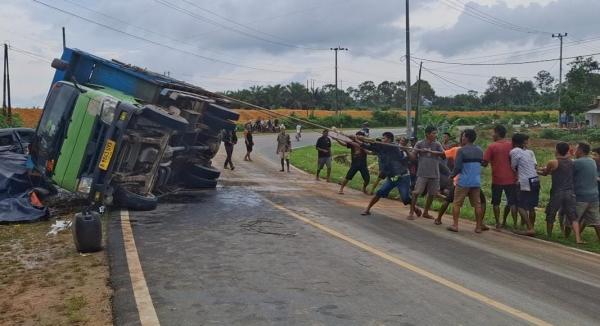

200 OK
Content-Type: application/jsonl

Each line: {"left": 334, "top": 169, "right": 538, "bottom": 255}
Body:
{"left": 201, "top": 112, "right": 236, "bottom": 131}
{"left": 206, "top": 103, "right": 240, "bottom": 121}
{"left": 190, "top": 163, "right": 220, "bottom": 179}
{"left": 196, "top": 131, "right": 221, "bottom": 144}
{"left": 72, "top": 211, "right": 103, "bottom": 253}
{"left": 139, "top": 106, "right": 189, "bottom": 130}
{"left": 184, "top": 174, "right": 218, "bottom": 189}
{"left": 114, "top": 186, "right": 158, "bottom": 211}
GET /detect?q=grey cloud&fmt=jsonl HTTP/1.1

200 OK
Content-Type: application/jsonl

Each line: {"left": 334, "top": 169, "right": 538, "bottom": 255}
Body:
{"left": 419, "top": 0, "right": 600, "bottom": 57}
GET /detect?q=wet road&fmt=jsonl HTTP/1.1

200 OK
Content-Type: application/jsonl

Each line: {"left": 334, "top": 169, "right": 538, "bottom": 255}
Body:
{"left": 109, "top": 130, "right": 600, "bottom": 326}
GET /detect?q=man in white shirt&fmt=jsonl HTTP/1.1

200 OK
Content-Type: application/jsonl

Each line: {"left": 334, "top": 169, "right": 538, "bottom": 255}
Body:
{"left": 510, "top": 133, "right": 539, "bottom": 236}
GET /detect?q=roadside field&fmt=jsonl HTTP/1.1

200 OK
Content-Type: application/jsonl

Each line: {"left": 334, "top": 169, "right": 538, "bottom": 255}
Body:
{"left": 290, "top": 140, "right": 600, "bottom": 253}
{"left": 0, "top": 215, "right": 112, "bottom": 325}
{"left": 235, "top": 108, "right": 557, "bottom": 123}
{"left": 9, "top": 107, "right": 558, "bottom": 129}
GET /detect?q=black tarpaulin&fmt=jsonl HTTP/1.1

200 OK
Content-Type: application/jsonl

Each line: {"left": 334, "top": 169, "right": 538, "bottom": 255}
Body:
{"left": 0, "top": 152, "right": 48, "bottom": 222}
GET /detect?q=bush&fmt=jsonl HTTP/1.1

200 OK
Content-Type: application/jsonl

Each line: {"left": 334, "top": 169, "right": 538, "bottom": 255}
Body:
{"left": 0, "top": 113, "right": 23, "bottom": 128}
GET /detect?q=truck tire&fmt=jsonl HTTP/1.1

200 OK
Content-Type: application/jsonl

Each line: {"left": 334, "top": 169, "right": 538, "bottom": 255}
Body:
{"left": 206, "top": 103, "right": 240, "bottom": 121}
{"left": 139, "top": 106, "right": 189, "bottom": 130}
{"left": 114, "top": 186, "right": 158, "bottom": 211}
{"left": 196, "top": 131, "right": 221, "bottom": 144}
{"left": 184, "top": 174, "right": 218, "bottom": 189}
{"left": 190, "top": 163, "right": 220, "bottom": 179}
{"left": 72, "top": 211, "right": 102, "bottom": 253}
{"left": 202, "top": 112, "right": 236, "bottom": 131}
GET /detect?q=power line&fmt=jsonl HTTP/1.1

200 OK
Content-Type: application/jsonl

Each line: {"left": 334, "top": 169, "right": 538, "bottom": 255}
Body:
{"left": 7, "top": 45, "right": 53, "bottom": 64}
{"left": 449, "top": 0, "right": 551, "bottom": 35}
{"left": 153, "top": 0, "right": 327, "bottom": 51}
{"left": 31, "top": 0, "right": 306, "bottom": 74}
{"left": 413, "top": 51, "right": 600, "bottom": 66}
{"left": 439, "top": 0, "right": 550, "bottom": 35}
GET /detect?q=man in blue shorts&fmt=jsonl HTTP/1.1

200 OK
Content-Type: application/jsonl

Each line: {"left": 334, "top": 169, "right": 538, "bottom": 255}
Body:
{"left": 360, "top": 132, "right": 420, "bottom": 216}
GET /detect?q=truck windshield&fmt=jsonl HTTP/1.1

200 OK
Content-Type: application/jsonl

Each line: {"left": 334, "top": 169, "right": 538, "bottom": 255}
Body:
{"left": 34, "top": 83, "right": 80, "bottom": 173}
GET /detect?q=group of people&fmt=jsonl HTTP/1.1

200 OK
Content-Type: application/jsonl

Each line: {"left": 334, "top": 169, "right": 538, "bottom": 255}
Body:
{"left": 223, "top": 122, "right": 600, "bottom": 243}
{"left": 244, "top": 118, "right": 283, "bottom": 133}
{"left": 316, "top": 124, "right": 600, "bottom": 242}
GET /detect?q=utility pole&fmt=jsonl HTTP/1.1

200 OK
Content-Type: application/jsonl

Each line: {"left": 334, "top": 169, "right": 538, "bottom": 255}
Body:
{"left": 62, "top": 26, "right": 66, "bottom": 49}
{"left": 405, "top": 0, "right": 412, "bottom": 137}
{"left": 330, "top": 46, "right": 348, "bottom": 115}
{"left": 3, "top": 43, "right": 12, "bottom": 124}
{"left": 552, "top": 32, "right": 567, "bottom": 115}
{"left": 413, "top": 62, "right": 423, "bottom": 137}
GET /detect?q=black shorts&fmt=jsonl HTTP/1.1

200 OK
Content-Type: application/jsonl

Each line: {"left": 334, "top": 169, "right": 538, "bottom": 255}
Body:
{"left": 246, "top": 144, "right": 253, "bottom": 152}
{"left": 346, "top": 163, "right": 370, "bottom": 183}
{"left": 491, "top": 184, "right": 517, "bottom": 206}
{"left": 518, "top": 189, "right": 540, "bottom": 210}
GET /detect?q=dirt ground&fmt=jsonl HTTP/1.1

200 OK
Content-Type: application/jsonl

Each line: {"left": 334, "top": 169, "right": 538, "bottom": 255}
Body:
{"left": 0, "top": 215, "right": 112, "bottom": 326}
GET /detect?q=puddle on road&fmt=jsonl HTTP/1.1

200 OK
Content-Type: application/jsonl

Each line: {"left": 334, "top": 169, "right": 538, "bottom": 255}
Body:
{"left": 217, "top": 188, "right": 263, "bottom": 208}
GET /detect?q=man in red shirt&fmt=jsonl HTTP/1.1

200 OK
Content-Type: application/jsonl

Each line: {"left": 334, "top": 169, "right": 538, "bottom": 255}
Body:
{"left": 482, "top": 125, "right": 518, "bottom": 229}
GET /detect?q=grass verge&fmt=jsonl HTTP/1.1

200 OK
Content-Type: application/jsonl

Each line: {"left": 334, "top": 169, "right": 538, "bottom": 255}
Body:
{"left": 290, "top": 142, "right": 600, "bottom": 253}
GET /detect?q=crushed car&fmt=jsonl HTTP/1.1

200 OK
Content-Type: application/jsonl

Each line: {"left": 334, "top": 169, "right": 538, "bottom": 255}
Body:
{"left": 30, "top": 48, "right": 240, "bottom": 212}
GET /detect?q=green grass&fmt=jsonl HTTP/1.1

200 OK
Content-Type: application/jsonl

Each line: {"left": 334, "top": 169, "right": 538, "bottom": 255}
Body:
{"left": 290, "top": 142, "right": 600, "bottom": 253}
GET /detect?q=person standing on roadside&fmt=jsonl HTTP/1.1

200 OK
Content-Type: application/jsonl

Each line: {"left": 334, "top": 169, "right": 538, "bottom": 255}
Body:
{"left": 447, "top": 129, "right": 485, "bottom": 233}
{"left": 539, "top": 142, "right": 583, "bottom": 243}
{"left": 276, "top": 127, "right": 291, "bottom": 172}
{"left": 409, "top": 126, "right": 446, "bottom": 220}
{"left": 244, "top": 128, "right": 254, "bottom": 162}
{"left": 336, "top": 131, "right": 370, "bottom": 194}
{"left": 510, "top": 133, "right": 539, "bottom": 236}
{"left": 360, "top": 132, "right": 418, "bottom": 216}
{"left": 295, "top": 124, "right": 302, "bottom": 141}
{"left": 315, "top": 129, "right": 332, "bottom": 182}
{"left": 222, "top": 129, "right": 237, "bottom": 170}
{"left": 483, "top": 125, "right": 518, "bottom": 230}
{"left": 573, "top": 143, "right": 600, "bottom": 243}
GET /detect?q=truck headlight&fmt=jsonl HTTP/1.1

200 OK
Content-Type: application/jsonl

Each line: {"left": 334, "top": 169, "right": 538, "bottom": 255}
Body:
{"left": 100, "top": 98, "right": 118, "bottom": 124}
{"left": 77, "top": 177, "right": 93, "bottom": 194}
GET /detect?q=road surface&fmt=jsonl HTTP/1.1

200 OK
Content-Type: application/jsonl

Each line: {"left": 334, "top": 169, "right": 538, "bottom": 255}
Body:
{"left": 109, "top": 130, "right": 600, "bottom": 326}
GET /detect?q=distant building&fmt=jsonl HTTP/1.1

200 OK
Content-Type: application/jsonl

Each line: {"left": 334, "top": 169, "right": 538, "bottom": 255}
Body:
{"left": 584, "top": 96, "right": 600, "bottom": 127}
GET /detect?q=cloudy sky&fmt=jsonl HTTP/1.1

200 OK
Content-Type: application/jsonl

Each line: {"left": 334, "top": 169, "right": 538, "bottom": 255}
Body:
{"left": 1, "top": 0, "right": 599, "bottom": 107}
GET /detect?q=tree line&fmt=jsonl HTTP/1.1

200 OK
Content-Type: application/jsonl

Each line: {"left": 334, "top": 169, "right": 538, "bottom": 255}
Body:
{"left": 223, "top": 56, "right": 600, "bottom": 114}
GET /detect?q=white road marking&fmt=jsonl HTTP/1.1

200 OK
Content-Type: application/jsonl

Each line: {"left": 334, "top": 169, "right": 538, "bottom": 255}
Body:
{"left": 120, "top": 209, "right": 160, "bottom": 326}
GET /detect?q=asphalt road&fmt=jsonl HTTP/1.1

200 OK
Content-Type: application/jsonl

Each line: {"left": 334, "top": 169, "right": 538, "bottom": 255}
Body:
{"left": 109, "top": 130, "right": 600, "bottom": 326}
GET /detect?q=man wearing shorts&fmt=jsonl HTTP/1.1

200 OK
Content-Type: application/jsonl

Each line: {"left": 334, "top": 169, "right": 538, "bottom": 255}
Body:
{"left": 409, "top": 126, "right": 446, "bottom": 220}
{"left": 573, "top": 142, "right": 600, "bottom": 243}
{"left": 447, "top": 129, "right": 485, "bottom": 233}
{"left": 510, "top": 133, "right": 538, "bottom": 236}
{"left": 361, "top": 132, "right": 417, "bottom": 216}
{"left": 483, "top": 125, "right": 518, "bottom": 229}
{"left": 336, "top": 131, "right": 370, "bottom": 194}
{"left": 539, "top": 142, "right": 582, "bottom": 243}
{"left": 276, "top": 128, "right": 291, "bottom": 172}
{"left": 315, "top": 129, "right": 332, "bottom": 182}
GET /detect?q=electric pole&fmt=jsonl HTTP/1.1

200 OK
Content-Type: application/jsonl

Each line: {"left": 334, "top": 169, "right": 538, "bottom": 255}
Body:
{"left": 3, "top": 43, "right": 12, "bottom": 124}
{"left": 552, "top": 32, "right": 567, "bottom": 114}
{"left": 62, "top": 26, "right": 66, "bottom": 49}
{"left": 330, "top": 46, "right": 348, "bottom": 115}
{"left": 405, "top": 0, "right": 412, "bottom": 136}
{"left": 413, "top": 61, "right": 423, "bottom": 137}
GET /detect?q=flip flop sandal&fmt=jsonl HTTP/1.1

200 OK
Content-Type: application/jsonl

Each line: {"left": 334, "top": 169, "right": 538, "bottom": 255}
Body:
{"left": 446, "top": 226, "right": 458, "bottom": 232}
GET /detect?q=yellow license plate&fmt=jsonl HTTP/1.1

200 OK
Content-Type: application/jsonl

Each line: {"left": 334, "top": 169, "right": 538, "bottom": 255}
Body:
{"left": 98, "top": 140, "right": 116, "bottom": 171}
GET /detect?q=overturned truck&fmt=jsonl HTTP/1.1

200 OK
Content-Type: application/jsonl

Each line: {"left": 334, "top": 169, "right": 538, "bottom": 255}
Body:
{"left": 32, "top": 48, "right": 239, "bottom": 211}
